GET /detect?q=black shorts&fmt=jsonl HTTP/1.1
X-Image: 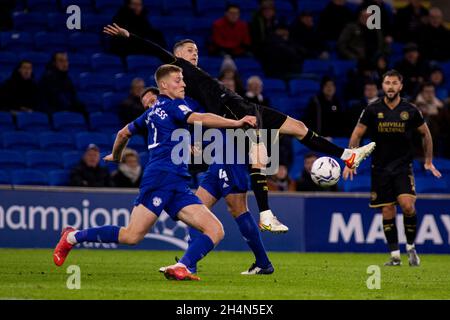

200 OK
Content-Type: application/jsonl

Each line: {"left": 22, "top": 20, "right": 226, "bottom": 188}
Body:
{"left": 223, "top": 99, "right": 288, "bottom": 130}
{"left": 369, "top": 165, "right": 416, "bottom": 208}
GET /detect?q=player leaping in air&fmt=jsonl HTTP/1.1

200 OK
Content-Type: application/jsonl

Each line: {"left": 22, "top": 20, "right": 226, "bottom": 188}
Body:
{"left": 103, "top": 24, "right": 376, "bottom": 233}
{"left": 53, "top": 64, "right": 257, "bottom": 280}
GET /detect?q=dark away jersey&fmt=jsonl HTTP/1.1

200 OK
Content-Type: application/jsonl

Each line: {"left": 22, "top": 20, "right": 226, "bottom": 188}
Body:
{"left": 358, "top": 98, "right": 425, "bottom": 171}
{"left": 128, "top": 95, "right": 193, "bottom": 180}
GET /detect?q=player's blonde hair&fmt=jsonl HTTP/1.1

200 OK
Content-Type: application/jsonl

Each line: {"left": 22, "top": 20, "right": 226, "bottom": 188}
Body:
{"left": 154, "top": 64, "right": 183, "bottom": 85}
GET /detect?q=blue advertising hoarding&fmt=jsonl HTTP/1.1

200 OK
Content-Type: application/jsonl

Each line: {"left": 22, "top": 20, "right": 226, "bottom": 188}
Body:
{"left": 0, "top": 187, "right": 449, "bottom": 253}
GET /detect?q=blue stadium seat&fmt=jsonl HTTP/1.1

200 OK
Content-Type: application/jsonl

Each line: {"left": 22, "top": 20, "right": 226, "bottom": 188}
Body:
{"left": 0, "top": 52, "right": 18, "bottom": 68}
{"left": 235, "top": 58, "right": 263, "bottom": 75}
{"left": 331, "top": 137, "right": 350, "bottom": 148}
{"left": 82, "top": 13, "right": 113, "bottom": 33}
{"left": 1, "top": 131, "right": 39, "bottom": 150}
{"left": 89, "top": 112, "right": 121, "bottom": 134}
{"left": 0, "top": 170, "right": 11, "bottom": 184}
{"left": 199, "top": 57, "right": 223, "bottom": 76}
{"left": 433, "top": 158, "right": 450, "bottom": 173}
{"left": 415, "top": 176, "right": 448, "bottom": 193}
{"left": 114, "top": 73, "right": 144, "bottom": 91}
{"left": 126, "top": 135, "right": 147, "bottom": 153}
{"left": 196, "top": 0, "right": 227, "bottom": 16}
{"left": 61, "top": 0, "right": 95, "bottom": 13}
{"left": 16, "top": 112, "right": 51, "bottom": 131}
{"left": 39, "top": 132, "right": 75, "bottom": 151}
{"left": 11, "top": 169, "right": 48, "bottom": 186}
{"left": 27, "top": 0, "right": 59, "bottom": 12}
{"left": 186, "top": 17, "right": 213, "bottom": 35}
{"left": 145, "top": 0, "right": 163, "bottom": 15}
{"left": 62, "top": 151, "right": 83, "bottom": 169}
{"left": 289, "top": 79, "right": 320, "bottom": 96}
{"left": 68, "top": 53, "right": 91, "bottom": 70}
{"left": 126, "top": 55, "right": 161, "bottom": 73}
{"left": 102, "top": 92, "right": 126, "bottom": 112}
{"left": 53, "top": 111, "right": 88, "bottom": 132}
{"left": 91, "top": 53, "right": 124, "bottom": 73}
{"left": 262, "top": 78, "right": 287, "bottom": 95}
{"left": 162, "top": 0, "right": 194, "bottom": 16}
{"left": 0, "top": 112, "right": 15, "bottom": 131}
{"left": 302, "top": 59, "right": 332, "bottom": 75}
{"left": 78, "top": 92, "right": 103, "bottom": 113}
{"left": 344, "top": 175, "right": 371, "bottom": 192}
{"left": 34, "top": 32, "right": 68, "bottom": 52}
{"left": 48, "top": 169, "right": 70, "bottom": 186}
{"left": 75, "top": 132, "right": 111, "bottom": 151}
{"left": 0, "top": 150, "right": 26, "bottom": 170}
{"left": 95, "top": 0, "right": 123, "bottom": 13}
{"left": 26, "top": 151, "right": 63, "bottom": 170}
{"left": 332, "top": 60, "right": 358, "bottom": 77}
{"left": 297, "top": 0, "right": 327, "bottom": 12}
{"left": 1, "top": 32, "right": 34, "bottom": 51}
{"left": 235, "top": 0, "right": 258, "bottom": 12}
{"left": 68, "top": 33, "right": 101, "bottom": 52}
{"left": 47, "top": 13, "right": 67, "bottom": 31}
{"left": 18, "top": 52, "right": 48, "bottom": 67}
{"left": 13, "top": 12, "right": 48, "bottom": 31}
{"left": 275, "top": 1, "right": 295, "bottom": 20}
{"left": 151, "top": 16, "right": 188, "bottom": 34}
{"left": 78, "top": 73, "right": 115, "bottom": 92}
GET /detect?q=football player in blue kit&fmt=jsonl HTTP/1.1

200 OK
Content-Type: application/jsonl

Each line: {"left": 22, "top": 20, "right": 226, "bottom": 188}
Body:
{"left": 53, "top": 64, "right": 257, "bottom": 281}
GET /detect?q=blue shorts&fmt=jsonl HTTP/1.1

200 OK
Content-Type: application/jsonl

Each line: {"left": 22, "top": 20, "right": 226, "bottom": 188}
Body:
{"left": 199, "top": 163, "right": 250, "bottom": 200}
{"left": 134, "top": 172, "right": 202, "bottom": 220}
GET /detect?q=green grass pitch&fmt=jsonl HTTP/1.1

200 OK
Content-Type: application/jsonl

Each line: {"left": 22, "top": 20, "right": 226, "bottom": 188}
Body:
{"left": 0, "top": 249, "right": 449, "bottom": 300}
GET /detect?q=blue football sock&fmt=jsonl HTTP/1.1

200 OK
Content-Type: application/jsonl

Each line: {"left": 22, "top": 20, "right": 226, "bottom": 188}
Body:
{"left": 179, "top": 231, "right": 214, "bottom": 269}
{"left": 185, "top": 227, "right": 203, "bottom": 271}
{"left": 74, "top": 226, "right": 120, "bottom": 243}
{"left": 235, "top": 211, "right": 271, "bottom": 268}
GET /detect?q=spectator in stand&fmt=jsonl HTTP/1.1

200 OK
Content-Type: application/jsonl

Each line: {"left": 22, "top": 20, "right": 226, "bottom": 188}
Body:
{"left": 267, "top": 165, "right": 296, "bottom": 192}
{"left": 304, "top": 77, "right": 345, "bottom": 137}
{"left": 428, "top": 67, "right": 448, "bottom": 102}
{"left": 373, "top": 54, "right": 389, "bottom": 83}
{"left": 249, "top": 0, "right": 278, "bottom": 55}
{"left": 69, "top": 144, "right": 112, "bottom": 187}
{"left": 318, "top": 0, "right": 355, "bottom": 41}
{"left": 210, "top": 4, "right": 251, "bottom": 57}
{"left": 418, "top": 7, "right": 450, "bottom": 62}
{"left": 290, "top": 11, "right": 329, "bottom": 60}
{"left": 337, "top": 8, "right": 386, "bottom": 61}
{"left": 0, "top": 0, "right": 14, "bottom": 31}
{"left": 260, "top": 24, "right": 303, "bottom": 79}
{"left": 39, "top": 52, "right": 85, "bottom": 115}
{"left": 110, "top": 0, "right": 166, "bottom": 57}
{"left": 394, "top": 0, "right": 428, "bottom": 43}
{"left": 344, "top": 59, "right": 377, "bottom": 100}
{"left": 348, "top": 81, "right": 380, "bottom": 125}
{"left": 296, "top": 152, "right": 338, "bottom": 192}
{"left": 0, "top": 60, "right": 39, "bottom": 112}
{"left": 244, "top": 76, "right": 270, "bottom": 106}
{"left": 118, "top": 77, "right": 146, "bottom": 126}
{"left": 112, "top": 148, "right": 142, "bottom": 188}
{"left": 415, "top": 82, "right": 448, "bottom": 156}
{"left": 218, "top": 67, "right": 245, "bottom": 96}
{"left": 394, "top": 43, "right": 430, "bottom": 98}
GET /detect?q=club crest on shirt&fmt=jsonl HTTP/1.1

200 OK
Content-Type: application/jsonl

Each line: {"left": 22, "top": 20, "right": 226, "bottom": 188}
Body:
{"left": 371, "top": 192, "right": 377, "bottom": 201}
{"left": 153, "top": 197, "right": 162, "bottom": 207}
{"left": 377, "top": 112, "right": 384, "bottom": 119}
{"left": 400, "top": 111, "right": 409, "bottom": 120}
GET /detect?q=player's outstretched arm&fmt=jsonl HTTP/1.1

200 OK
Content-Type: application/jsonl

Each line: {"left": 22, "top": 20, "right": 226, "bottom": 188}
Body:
{"left": 343, "top": 123, "right": 368, "bottom": 181}
{"left": 187, "top": 113, "right": 256, "bottom": 129}
{"left": 417, "top": 123, "right": 442, "bottom": 178}
{"left": 103, "top": 23, "right": 175, "bottom": 64}
{"left": 103, "top": 126, "right": 133, "bottom": 162}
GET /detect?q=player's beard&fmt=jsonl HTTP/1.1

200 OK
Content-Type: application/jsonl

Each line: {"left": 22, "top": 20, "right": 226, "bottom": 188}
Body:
{"left": 384, "top": 91, "right": 399, "bottom": 102}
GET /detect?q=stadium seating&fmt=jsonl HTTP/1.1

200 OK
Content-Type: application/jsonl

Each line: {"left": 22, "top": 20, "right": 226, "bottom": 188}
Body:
{"left": 95, "top": 0, "right": 123, "bottom": 13}
{"left": 13, "top": 12, "right": 48, "bottom": 32}
{"left": 263, "top": 79, "right": 288, "bottom": 95}
{"left": 344, "top": 175, "right": 371, "bottom": 192}
{"left": 75, "top": 132, "right": 111, "bottom": 151}
{"left": 48, "top": 169, "right": 71, "bottom": 186}
{"left": 62, "top": 151, "right": 83, "bottom": 169}
{"left": 26, "top": 150, "right": 62, "bottom": 170}
{"left": 289, "top": 79, "right": 321, "bottom": 96}
{"left": 1, "top": 32, "right": 34, "bottom": 51}
{"left": 60, "top": 0, "right": 95, "bottom": 13}
{"left": 126, "top": 55, "right": 161, "bottom": 73}
{"left": 0, "top": 150, "right": 27, "bottom": 170}
{"left": 11, "top": 169, "right": 48, "bottom": 185}
{"left": 78, "top": 92, "right": 103, "bottom": 113}
{"left": 89, "top": 112, "right": 121, "bottom": 134}
{"left": 78, "top": 73, "right": 115, "bottom": 92}
{"left": 0, "top": 112, "right": 15, "bottom": 131}
{"left": 91, "top": 53, "right": 124, "bottom": 74}
{"left": 0, "top": 52, "right": 18, "bottom": 68}
{"left": 114, "top": 73, "right": 142, "bottom": 91}
{"left": 196, "top": 0, "right": 227, "bottom": 17}
{"left": 162, "top": 0, "right": 194, "bottom": 16}
{"left": 415, "top": 176, "right": 448, "bottom": 193}
{"left": 34, "top": 32, "right": 68, "bottom": 52}
{"left": 302, "top": 59, "right": 332, "bottom": 75}
{"left": 52, "top": 111, "right": 88, "bottom": 132}
{"left": 0, "top": 170, "right": 10, "bottom": 184}
{"left": 68, "top": 33, "right": 101, "bottom": 53}
{"left": 16, "top": 112, "right": 51, "bottom": 131}
{"left": 1, "top": 131, "right": 40, "bottom": 150}
{"left": 102, "top": 92, "right": 126, "bottom": 112}
{"left": 27, "top": 0, "right": 58, "bottom": 12}
{"left": 39, "top": 132, "right": 75, "bottom": 151}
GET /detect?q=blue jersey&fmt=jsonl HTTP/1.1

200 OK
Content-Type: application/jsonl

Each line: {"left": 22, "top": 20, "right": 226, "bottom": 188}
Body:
{"left": 128, "top": 95, "right": 193, "bottom": 183}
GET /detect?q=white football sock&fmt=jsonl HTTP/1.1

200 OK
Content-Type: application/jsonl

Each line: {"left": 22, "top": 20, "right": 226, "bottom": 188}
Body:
{"left": 260, "top": 210, "right": 274, "bottom": 218}
{"left": 67, "top": 231, "right": 78, "bottom": 245}
{"left": 390, "top": 250, "right": 401, "bottom": 259}
{"left": 406, "top": 244, "right": 415, "bottom": 251}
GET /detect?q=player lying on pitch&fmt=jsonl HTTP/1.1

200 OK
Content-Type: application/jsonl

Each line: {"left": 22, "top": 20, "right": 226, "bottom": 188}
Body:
{"left": 103, "top": 24, "right": 376, "bottom": 233}
{"left": 53, "top": 64, "right": 257, "bottom": 281}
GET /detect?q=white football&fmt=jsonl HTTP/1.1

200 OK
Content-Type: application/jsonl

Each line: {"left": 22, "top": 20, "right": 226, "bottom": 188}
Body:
{"left": 310, "top": 156, "right": 341, "bottom": 187}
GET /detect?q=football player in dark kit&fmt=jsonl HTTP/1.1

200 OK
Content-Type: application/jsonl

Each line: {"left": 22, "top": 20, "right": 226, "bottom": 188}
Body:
{"left": 104, "top": 23, "right": 375, "bottom": 233}
{"left": 344, "top": 70, "right": 442, "bottom": 267}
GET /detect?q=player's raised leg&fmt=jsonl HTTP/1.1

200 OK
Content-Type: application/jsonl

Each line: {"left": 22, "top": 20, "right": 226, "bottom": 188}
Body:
{"left": 398, "top": 195, "right": 420, "bottom": 266}
{"left": 381, "top": 205, "right": 402, "bottom": 266}
{"left": 279, "top": 116, "right": 375, "bottom": 169}
{"left": 163, "top": 203, "right": 224, "bottom": 281}
{"left": 53, "top": 204, "right": 158, "bottom": 266}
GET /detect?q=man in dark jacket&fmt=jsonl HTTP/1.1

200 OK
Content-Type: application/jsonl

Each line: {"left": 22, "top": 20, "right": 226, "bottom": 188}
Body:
{"left": 70, "top": 144, "right": 112, "bottom": 187}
